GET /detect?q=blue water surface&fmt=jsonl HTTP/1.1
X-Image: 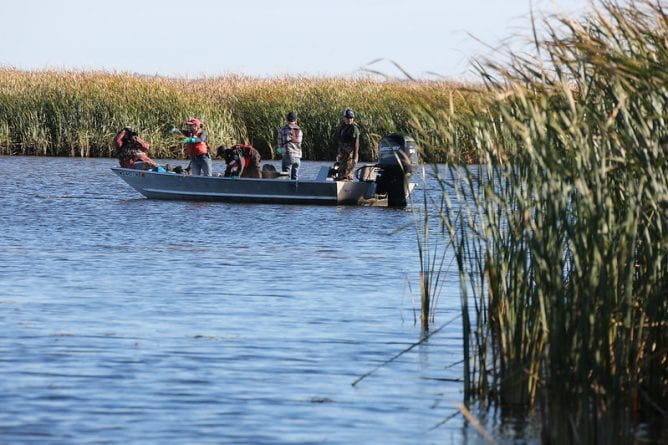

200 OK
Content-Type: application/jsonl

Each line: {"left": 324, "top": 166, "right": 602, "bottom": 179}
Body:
{"left": 0, "top": 156, "right": 493, "bottom": 444}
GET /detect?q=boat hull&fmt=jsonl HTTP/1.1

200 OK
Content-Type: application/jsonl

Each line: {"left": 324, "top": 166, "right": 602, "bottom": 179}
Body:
{"left": 111, "top": 168, "right": 393, "bottom": 206}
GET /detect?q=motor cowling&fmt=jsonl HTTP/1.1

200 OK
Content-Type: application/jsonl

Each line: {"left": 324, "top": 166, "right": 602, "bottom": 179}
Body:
{"left": 377, "top": 133, "right": 418, "bottom": 172}
{"left": 374, "top": 133, "right": 418, "bottom": 207}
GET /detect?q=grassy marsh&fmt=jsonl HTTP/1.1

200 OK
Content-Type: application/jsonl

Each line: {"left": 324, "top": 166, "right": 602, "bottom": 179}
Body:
{"left": 414, "top": 0, "right": 667, "bottom": 442}
{"left": 0, "top": 70, "right": 474, "bottom": 161}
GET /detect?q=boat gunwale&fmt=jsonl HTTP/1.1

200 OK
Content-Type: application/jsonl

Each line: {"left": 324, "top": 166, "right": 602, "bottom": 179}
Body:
{"left": 110, "top": 167, "right": 340, "bottom": 185}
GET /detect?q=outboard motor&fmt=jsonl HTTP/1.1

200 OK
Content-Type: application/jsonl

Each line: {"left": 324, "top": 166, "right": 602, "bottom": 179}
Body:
{"left": 374, "top": 133, "right": 418, "bottom": 207}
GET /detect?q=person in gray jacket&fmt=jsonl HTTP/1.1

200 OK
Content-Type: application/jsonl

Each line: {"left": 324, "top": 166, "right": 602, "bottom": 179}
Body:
{"left": 277, "top": 111, "right": 303, "bottom": 180}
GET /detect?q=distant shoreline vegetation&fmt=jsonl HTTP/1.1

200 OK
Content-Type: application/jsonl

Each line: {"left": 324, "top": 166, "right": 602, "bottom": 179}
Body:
{"left": 0, "top": 69, "right": 479, "bottom": 162}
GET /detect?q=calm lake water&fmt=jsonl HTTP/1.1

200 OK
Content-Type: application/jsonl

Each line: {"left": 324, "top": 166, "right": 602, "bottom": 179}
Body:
{"left": 0, "top": 156, "right": 523, "bottom": 444}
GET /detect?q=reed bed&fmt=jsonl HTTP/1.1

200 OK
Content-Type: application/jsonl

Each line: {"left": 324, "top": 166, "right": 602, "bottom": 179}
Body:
{"left": 0, "top": 69, "right": 472, "bottom": 161}
{"left": 413, "top": 0, "right": 667, "bottom": 442}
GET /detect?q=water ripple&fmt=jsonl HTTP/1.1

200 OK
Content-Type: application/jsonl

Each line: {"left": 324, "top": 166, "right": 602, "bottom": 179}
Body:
{"left": 0, "top": 156, "right": 467, "bottom": 445}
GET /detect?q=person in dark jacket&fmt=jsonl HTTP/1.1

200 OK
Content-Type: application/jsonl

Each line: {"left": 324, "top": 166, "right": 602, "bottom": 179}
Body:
{"left": 335, "top": 108, "right": 360, "bottom": 181}
{"left": 113, "top": 127, "right": 158, "bottom": 170}
{"left": 218, "top": 144, "right": 262, "bottom": 178}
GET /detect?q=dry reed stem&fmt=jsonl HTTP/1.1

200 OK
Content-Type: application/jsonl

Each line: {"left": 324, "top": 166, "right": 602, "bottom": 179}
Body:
{"left": 457, "top": 403, "right": 500, "bottom": 445}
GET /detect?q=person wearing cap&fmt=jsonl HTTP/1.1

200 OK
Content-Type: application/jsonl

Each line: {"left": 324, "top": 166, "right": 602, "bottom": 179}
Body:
{"left": 113, "top": 126, "right": 158, "bottom": 170}
{"left": 276, "top": 111, "right": 303, "bottom": 180}
{"left": 335, "top": 108, "right": 360, "bottom": 181}
{"left": 171, "top": 118, "right": 212, "bottom": 176}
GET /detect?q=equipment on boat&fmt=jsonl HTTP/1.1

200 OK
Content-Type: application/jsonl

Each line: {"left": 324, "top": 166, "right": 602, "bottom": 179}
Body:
{"left": 375, "top": 133, "right": 418, "bottom": 207}
{"left": 353, "top": 133, "right": 419, "bottom": 207}
{"left": 327, "top": 162, "right": 340, "bottom": 180}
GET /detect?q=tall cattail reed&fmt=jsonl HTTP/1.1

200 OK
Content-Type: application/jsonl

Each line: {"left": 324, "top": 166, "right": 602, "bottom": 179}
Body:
{"left": 414, "top": 0, "right": 667, "bottom": 442}
{"left": 412, "top": 171, "right": 450, "bottom": 333}
{"left": 0, "top": 70, "right": 472, "bottom": 162}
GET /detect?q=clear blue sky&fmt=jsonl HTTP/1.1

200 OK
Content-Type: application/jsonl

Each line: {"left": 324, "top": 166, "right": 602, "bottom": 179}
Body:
{"left": 0, "top": 0, "right": 591, "bottom": 80}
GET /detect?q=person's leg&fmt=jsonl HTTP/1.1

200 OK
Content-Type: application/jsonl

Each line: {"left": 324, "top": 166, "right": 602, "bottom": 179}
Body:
{"left": 282, "top": 156, "right": 291, "bottom": 174}
{"left": 336, "top": 152, "right": 352, "bottom": 181}
{"left": 346, "top": 159, "right": 355, "bottom": 180}
{"left": 291, "top": 158, "right": 300, "bottom": 180}
{"left": 190, "top": 157, "right": 202, "bottom": 176}
{"left": 137, "top": 153, "right": 157, "bottom": 169}
{"left": 201, "top": 155, "right": 212, "bottom": 176}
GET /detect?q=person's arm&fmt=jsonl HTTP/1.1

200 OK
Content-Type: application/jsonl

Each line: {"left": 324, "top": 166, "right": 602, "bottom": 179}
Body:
{"left": 170, "top": 128, "right": 190, "bottom": 147}
{"left": 353, "top": 125, "right": 361, "bottom": 162}
{"left": 170, "top": 128, "right": 187, "bottom": 136}
{"left": 353, "top": 136, "right": 359, "bottom": 163}
{"left": 135, "top": 136, "right": 150, "bottom": 151}
{"left": 335, "top": 126, "right": 342, "bottom": 157}
{"left": 279, "top": 126, "right": 289, "bottom": 148}
{"left": 180, "top": 130, "right": 208, "bottom": 148}
{"left": 196, "top": 130, "right": 208, "bottom": 144}
{"left": 276, "top": 127, "right": 287, "bottom": 155}
{"left": 113, "top": 130, "right": 126, "bottom": 150}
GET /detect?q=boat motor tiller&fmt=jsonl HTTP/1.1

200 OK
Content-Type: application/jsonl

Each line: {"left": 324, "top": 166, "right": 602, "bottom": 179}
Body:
{"left": 373, "top": 133, "right": 418, "bottom": 207}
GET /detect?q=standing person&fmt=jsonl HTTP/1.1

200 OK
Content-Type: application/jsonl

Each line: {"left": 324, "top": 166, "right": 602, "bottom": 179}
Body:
{"left": 171, "top": 118, "right": 212, "bottom": 176}
{"left": 113, "top": 127, "right": 158, "bottom": 170}
{"left": 277, "top": 111, "right": 303, "bottom": 180}
{"left": 336, "top": 108, "right": 360, "bottom": 181}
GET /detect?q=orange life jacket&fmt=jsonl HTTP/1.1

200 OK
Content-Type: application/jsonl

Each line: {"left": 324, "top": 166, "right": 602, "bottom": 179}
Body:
{"left": 185, "top": 129, "right": 209, "bottom": 157}
{"left": 237, "top": 144, "right": 254, "bottom": 167}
